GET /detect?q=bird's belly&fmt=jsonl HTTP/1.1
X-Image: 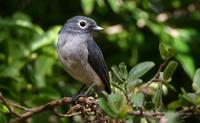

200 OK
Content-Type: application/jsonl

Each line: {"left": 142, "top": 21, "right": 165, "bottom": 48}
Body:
{"left": 64, "top": 59, "right": 103, "bottom": 87}
{"left": 58, "top": 41, "right": 104, "bottom": 88}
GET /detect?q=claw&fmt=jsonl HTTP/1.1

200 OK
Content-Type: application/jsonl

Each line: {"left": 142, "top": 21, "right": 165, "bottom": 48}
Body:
{"left": 71, "top": 94, "right": 87, "bottom": 104}
{"left": 71, "top": 83, "right": 96, "bottom": 104}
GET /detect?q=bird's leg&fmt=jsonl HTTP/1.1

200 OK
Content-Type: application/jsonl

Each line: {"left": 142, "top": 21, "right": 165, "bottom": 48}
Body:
{"left": 71, "top": 83, "right": 96, "bottom": 103}
{"left": 71, "top": 84, "right": 86, "bottom": 103}
{"left": 84, "top": 83, "right": 96, "bottom": 95}
{"left": 76, "top": 84, "right": 86, "bottom": 95}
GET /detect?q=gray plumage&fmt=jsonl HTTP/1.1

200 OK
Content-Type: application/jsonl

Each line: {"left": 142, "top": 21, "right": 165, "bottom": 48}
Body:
{"left": 57, "top": 16, "right": 111, "bottom": 94}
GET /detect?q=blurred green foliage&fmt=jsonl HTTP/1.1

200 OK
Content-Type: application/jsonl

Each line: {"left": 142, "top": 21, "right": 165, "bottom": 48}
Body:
{"left": 0, "top": 0, "right": 200, "bottom": 122}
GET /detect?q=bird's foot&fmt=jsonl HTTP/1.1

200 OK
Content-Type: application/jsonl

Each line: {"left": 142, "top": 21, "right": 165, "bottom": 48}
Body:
{"left": 71, "top": 93, "right": 87, "bottom": 104}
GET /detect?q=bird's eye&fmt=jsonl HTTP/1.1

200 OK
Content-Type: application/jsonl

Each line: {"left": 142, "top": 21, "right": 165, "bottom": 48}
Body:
{"left": 80, "top": 21, "right": 86, "bottom": 27}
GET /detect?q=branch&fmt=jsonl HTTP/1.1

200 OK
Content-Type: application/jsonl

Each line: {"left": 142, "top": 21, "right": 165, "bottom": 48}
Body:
{"left": 147, "top": 61, "right": 168, "bottom": 85}
{"left": 179, "top": 105, "right": 200, "bottom": 119}
{"left": 1, "top": 92, "right": 200, "bottom": 122}
{"left": 9, "top": 96, "right": 99, "bottom": 123}
{"left": 10, "top": 97, "right": 72, "bottom": 123}
{"left": 0, "top": 92, "right": 21, "bottom": 117}
{"left": 128, "top": 110, "right": 164, "bottom": 120}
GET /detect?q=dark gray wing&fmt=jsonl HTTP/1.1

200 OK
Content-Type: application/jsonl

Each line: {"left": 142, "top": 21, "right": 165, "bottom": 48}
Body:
{"left": 86, "top": 39, "right": 111, "bottom": 94}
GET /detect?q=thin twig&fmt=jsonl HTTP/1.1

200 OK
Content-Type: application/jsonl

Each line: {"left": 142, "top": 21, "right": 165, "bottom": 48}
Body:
{"left": 0, "top": 92, "right": 21, "bottom": 117}
{"left": 128, "top": 110, "right": 164, "bottom": 120}
{"left": 66, "top": 104, "right": 81, "bottom": 114}
{"left": 124, "top": 81, "right": 131, "bottom": 105}
{"left": 9, "top": 96, "right": 98, "bottom": 123}
{"left": 10, "top": 97, "right": 72, "bottom": 123}
{"left": 53, "top": 108, "right": 81, "bottom": 117}
{"left": 179, "top": 105, "right": 200, "bottom": 119}
{"left": 146, "top": 61, "right": 167, "bottom": 86}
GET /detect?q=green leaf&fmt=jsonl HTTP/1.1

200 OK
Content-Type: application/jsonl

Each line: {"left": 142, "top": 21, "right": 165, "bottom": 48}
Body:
{"left": 30, "top": 26, "right": 61, "bottom": 52}
{"left": 128, "top": 61, "right": 155, "bottom": 81}
{"left": 187, "top": 93, "right": 198, "bottom": 104}
{"left": 81, "top": 0, "right": 95, "bottom": 15}
{"left": 162, "top": 112, "right": 180, "bottom": 123}
{"left": 0, "top": 114, "right": 7, "bottom": 123}
{"left": 13, "top": 12, "right": 31, "bottom": 22}
{"left": 152, "top": 83, "right": 162, "bottom": 108}
{"left": 0, "top": 104, "right": 9, "bottom": 113}
{"left": 195, "top": 96, "right": 200, "bottom": 104}
{"left": 108, "top": 0, "right": 120, "bottom": 13}
{"left": 111, "top": 82, "right": 125, "bottom": 93}
{"left": 168, "top": 100, "right": 183, "bottom": 110}
{"left": 107, "top": 93, "right": 123, "bottom": 114}
{"left": 127, "top": 79, "right": 143, "bottom": 90}
{"left": 192, "top": 68, "right": 200, "bottom": 92}
{"left": 118, "top": 62, "right": 128, "bottom": 80}
{"left": 106, "top": 93, "right": 131, "bottom": 118}
{"left": 98, "top": 98, "right": 116, "bottom": 117}
{"left": 180, "top": 88, "right": 195, "bottom": 105}
{"left": 26, "top": 87, "right": 60, "bottom": 106}
{"left": 176, "top": 54, "right": 195, "bottom": 79}
{"left": 34, "top": 55, "right": 54, "bottom": 88}
{"left": 159, "top": 43, "right": 167, "bottom": 60}
{"left": 163, "top": 82, "right": 176, "bottom": 92}
{"left": 163, "top": 61, "right": 178, "bottom": 81}
{"left": 131, "top": 92, "right": 144, "bottom": 107}
{"left": 159, "top": 43, "right": 175, "bottom": 60}
{"left": 111, "top": 65, "right": 123, "bottom": 82}
{"left": 0, "top": 60, "right": 25, "bottom": 79}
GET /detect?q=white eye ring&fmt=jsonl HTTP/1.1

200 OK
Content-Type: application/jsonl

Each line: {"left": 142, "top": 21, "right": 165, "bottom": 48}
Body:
{"left": 80, "top": 21, "right": 86, "bottom": 27}
{"left": 78, "top": 20, "right": 87, "bottom": 28}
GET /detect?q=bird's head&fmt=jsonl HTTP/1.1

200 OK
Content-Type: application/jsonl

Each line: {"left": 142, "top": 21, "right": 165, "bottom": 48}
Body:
{"left": 60, "top": 16, "right": 103, "bottom": 34}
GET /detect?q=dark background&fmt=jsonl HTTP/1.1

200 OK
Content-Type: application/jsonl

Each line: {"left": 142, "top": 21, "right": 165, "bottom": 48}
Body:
{"left": 0, "top": 0, "right": 200, "bottom": 122}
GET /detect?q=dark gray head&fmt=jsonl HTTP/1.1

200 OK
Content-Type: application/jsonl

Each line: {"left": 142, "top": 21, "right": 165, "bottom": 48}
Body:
{"left": 60, "top": 16, "right": 103, "bottom": 34}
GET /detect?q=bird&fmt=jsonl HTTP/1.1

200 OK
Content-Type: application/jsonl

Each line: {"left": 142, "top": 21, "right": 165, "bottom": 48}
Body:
{"left": 57, "top": 16, "right": 111, "bottom": 96}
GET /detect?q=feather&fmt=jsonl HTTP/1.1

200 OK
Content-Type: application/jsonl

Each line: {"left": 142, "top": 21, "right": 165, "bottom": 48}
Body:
{"left": 86, "top": 39, "right": 111, "bottom": 94}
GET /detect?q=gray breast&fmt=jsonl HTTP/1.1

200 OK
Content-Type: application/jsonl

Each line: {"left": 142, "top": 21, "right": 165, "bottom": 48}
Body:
{"left": 57, "top": 33, "right": 103, "bottom": 87}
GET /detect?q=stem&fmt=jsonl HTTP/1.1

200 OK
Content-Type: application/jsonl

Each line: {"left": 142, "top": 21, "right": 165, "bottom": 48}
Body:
{"left": 0, "top": 92, "right": 21, "bottom": 117}
{"left": 124, "top": 81, "right": 131, "bottom": 105}
{"left": 146, "top": 61, "right": 168, "bottom": 86}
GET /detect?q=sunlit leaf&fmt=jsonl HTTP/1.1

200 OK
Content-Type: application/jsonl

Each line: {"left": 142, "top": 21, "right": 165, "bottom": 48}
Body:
{"left": 173, "top": 32, "right": 195, "bottom": 78}
{"left": 177, "top": 54, "right": 195, "bottom": 79}
{"left": 108, "top": 0, "right": 120, "bottom": 13}
{"left": 30, "top": 26, "right": 61, "bottom": 52}
{"left": 0, "top": 104, "right": 9, "bottom": 113}
{"left": 34, "top": 55, "right": 55, "bottom": 88}
{"left": 81, "top": 0, "right": 95, "bottom": 15}
{"left": 96, "top": 0, "right": 105, "bottom": 7}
